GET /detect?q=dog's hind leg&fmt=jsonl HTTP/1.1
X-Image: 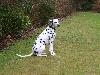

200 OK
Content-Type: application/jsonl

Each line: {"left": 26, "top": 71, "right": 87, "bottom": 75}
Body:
{"left": 37, "top": 45, "right": 47, "bottom": 57}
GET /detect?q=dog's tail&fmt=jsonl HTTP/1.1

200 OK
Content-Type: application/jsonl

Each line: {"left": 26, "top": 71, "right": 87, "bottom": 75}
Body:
{"left": 16, "top": 53, "right": 33, "bottom": 57}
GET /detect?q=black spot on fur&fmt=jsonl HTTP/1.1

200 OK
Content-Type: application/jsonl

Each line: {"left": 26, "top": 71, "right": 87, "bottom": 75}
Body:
{"left": 40, "top": 39, "right": 42, "bottom": 40}
{"left": 43, "top": 41, "right": 45, "bottom": 43}
{"left": 50, "top": 33, "right": 52, "bottom": 34}
{"left": 45, "top": 33, "right": 46, "bottom": 34}
{"left": 51, "top": 35, "right": 53, "bottom": 38}
{"left": 51, "top": 41, "right": 53, "bottom": 43}
{"left": 51, "top": 36, "right": 53, "bottom": 38}
{"left": 46, "top": 29, "right": 47, "bottom": 31}
{"left": 40, "top": 41, "right": 42, "bottom": 43}
{"left": 49, "top": 37, "right": 50, "bottom": 40}
{"left": 34, "top": 51, "right": 38, "bottom": 54}
{"left": 48, "top": 32, "right": 49, "bottom": 33}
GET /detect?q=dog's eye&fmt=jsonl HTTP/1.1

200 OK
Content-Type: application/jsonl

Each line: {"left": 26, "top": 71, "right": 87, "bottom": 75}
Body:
{"left": 54, "top": 22, "right": 57, "bottom": 23}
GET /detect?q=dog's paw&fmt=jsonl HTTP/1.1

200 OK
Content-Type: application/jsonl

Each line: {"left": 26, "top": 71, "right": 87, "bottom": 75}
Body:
{"left": 51, "top": 52, "right": 56, "bottom": 56}
{"left": 37, "top": 54, "right": 47, "bottom": 57}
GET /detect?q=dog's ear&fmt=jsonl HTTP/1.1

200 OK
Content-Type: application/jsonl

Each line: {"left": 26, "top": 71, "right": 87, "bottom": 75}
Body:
{"left": 49, "top": 19, "right": 53, "bottom": 26}
{"left": 49, "top": 19, "right": 53, "bottom": 23}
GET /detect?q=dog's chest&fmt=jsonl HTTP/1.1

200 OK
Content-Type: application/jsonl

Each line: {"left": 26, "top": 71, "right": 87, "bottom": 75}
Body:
{"left": 36, "top": 27, "right": 56, "bottom": 44}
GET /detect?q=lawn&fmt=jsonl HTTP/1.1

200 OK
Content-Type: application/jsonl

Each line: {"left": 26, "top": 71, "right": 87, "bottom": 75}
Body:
{"left": 0, "top": 12, "right": 100, "bottom": 75}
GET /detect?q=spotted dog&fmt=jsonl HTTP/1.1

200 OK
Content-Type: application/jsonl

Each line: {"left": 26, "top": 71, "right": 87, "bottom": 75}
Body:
{"left": 16, "top": 19, "right": 60, "bottom": 57}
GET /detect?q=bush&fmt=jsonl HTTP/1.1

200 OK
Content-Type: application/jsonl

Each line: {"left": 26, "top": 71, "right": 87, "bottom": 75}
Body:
{"left": 0, "top": 5, "right": 32, "bottom": 38}
{"left": 81, "top": 1, "right": 93, "bottom": 11}
{"left": 37, "top": 0, "right": 55, "bottom": 25}
{"left": 39, "top": 3, "right": 55, "bottom": 25}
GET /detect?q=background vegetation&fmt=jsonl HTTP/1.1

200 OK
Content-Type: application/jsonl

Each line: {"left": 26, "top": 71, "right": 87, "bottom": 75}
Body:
{"left": 0, "top": 0, "right": 75, "bottom": 49}
{"left": 0, "top": 12, "right": 100, "bottom": 75}
{"left": 1, "top": 0, "right": 99, "bottom": 40}
{"left": 0, "top": 0, "right": 100, "bottom": 74}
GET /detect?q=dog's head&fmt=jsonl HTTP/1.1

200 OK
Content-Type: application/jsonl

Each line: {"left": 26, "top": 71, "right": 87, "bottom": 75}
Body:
{"left": 49, "top": 19, "right": 60, "bottom": 29}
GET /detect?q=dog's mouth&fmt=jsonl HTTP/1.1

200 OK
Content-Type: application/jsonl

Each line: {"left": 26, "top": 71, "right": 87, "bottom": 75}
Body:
{"left": 57, "top": 24, "right": 60, "bottom": 27}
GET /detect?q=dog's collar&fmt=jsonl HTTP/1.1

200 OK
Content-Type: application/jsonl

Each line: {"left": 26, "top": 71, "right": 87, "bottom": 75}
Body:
{"left": 49, "top": 25, "right": 56, "bottom": 30}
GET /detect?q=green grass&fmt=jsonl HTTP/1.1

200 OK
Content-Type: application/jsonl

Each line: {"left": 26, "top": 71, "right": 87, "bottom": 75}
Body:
{"left": 0, "top": 12, "right": 100, "bottom": 75}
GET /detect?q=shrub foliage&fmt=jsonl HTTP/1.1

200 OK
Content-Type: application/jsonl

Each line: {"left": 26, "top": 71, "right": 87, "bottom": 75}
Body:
{"left": 38, "top": 0, "right": 55, "bottom": 25}
{"left": 0, "top": 5, "right": 31, "bottom": 38}
{"left": 0, "top": 0, "right": 74, "bottom": 39}
{"left": 81, "top": 1, "right": 93, "bottom": 11}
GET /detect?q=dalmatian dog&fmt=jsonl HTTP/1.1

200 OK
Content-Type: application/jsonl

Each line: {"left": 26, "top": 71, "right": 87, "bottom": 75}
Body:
{"left": 16, "top": 19, "right": 60, "bottom": 57}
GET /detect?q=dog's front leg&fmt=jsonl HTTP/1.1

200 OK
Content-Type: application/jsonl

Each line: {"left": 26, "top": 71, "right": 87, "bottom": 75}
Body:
{"left": 49, "top": 40, "right": 56, "bottom": 56}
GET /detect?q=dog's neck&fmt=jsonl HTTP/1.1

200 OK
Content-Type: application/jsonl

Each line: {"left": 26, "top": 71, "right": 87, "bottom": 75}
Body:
{"left": 49, "top": 25, "right": 56, "bottom": 30}
{"left": 49, "top": 23, "right": 56, "bottom": 30}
